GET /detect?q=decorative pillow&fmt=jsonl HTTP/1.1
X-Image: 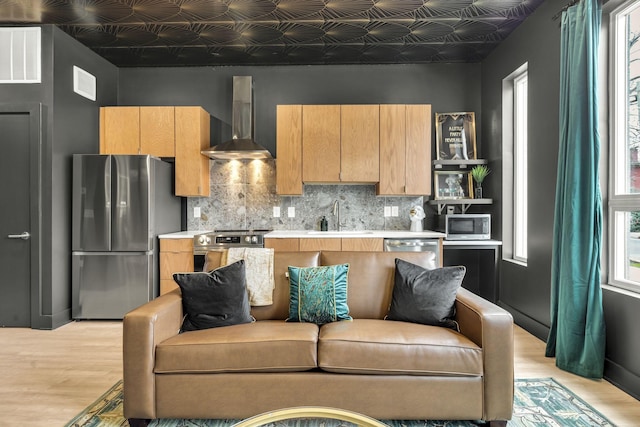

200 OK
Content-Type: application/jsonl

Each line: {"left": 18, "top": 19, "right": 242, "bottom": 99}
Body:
{"left": 287, "top": 263, "right": 352, "bottom": 325}
{"left": 387, "top": 258, "right": 466, "bottom": 330}
{"left": 172, "top": 260, "right": 253, "bottom": 332}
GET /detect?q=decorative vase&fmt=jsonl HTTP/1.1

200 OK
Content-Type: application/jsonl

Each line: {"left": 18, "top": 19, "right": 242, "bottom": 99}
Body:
{"left": 475, "top": 186, "right": 483, "bottom": 199}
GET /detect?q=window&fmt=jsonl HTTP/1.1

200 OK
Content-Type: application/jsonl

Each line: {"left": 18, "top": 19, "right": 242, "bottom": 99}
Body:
{"left": 503, "top": 64, "right": 529, "bottom": 265}
{"left": 609, "top": 0, "right": 640, "bottom": 292}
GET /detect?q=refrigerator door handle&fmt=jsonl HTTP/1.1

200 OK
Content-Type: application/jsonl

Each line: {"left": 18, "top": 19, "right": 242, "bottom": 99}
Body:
{"left": 72, "top": 251, "right": 152, "bottom": 256}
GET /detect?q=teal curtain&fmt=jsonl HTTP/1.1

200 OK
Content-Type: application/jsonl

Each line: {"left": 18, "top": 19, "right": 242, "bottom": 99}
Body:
{"left": 545, "top": 0, "right": 605, "bottom": 379}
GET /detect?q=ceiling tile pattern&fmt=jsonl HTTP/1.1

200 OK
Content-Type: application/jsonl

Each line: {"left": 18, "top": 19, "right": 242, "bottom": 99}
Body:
{"left": 0, "top": 0, "right": 545, "bottom": 67}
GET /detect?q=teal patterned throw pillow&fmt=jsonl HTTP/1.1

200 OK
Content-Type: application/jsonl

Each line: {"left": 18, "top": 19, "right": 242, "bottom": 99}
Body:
{"left": 287, "top": 264, "right": 352, "bottom": 325}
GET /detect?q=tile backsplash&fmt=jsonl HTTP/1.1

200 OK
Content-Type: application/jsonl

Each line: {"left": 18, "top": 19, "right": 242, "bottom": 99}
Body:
{"left": 186, "top": 159, "right": 424, "bottom": 232}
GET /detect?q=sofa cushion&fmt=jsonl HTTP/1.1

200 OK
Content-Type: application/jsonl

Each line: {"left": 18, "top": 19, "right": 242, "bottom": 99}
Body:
{"left": 155, "top": 320, "right": 319, "bottom": 374}
{"left": 387, "top": 259, "right": 465, "bottom": 330}
{"left": 205, "top": 251, "right": 321, "bottom": 321}
{"left": 287, "top": 263, "right": 352, "bottom": 325}
{"left": 172, "top": 260, "right": 253, "bottom": 332}
{"left": 320, "top": 251, "right": 438, "bottom": 319}
{"left": 318, "top": 319, "right": 483, "bottom": 376}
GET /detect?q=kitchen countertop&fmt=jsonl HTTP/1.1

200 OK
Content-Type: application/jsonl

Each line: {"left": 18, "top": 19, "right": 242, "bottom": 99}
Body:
{"left": 158, "top": 230, "right": 209, "bottom": 239}
{"left": 442, "top": 239, "right": 502, "bottom": 246}
{"left": 265, "top": 230, "right": 445, "bottom": 239}
{"left": 159, "top": 230, "right": 503, "bottom": 243}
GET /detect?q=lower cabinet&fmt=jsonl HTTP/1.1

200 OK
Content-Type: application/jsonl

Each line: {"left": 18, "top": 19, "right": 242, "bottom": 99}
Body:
{"left": 265, "top": 238, "right": 383, "bottom": 252}
{"left": 299, "top": 238, "right": 342, "bottom": 252}
{"left": 442, "top": 242, "right": 501, "bottom": 303}
{"left": 159, "top": 238, "right": 194, "bottom": 295}
{"left": 265, "top": 238, "right": 300, "bottom": 252}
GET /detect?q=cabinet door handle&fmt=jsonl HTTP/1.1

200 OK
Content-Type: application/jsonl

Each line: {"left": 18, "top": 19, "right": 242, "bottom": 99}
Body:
{"left": 8, "top": 231, "right": 30, "bottom": 240}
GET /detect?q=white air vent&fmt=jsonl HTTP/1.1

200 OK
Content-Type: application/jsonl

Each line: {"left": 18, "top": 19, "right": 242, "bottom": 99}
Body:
{"left": 0, "top": 27, "right": 41, "bottom": 83}
{"left": 73, "top": 66, "right": 96, "bottom": 101}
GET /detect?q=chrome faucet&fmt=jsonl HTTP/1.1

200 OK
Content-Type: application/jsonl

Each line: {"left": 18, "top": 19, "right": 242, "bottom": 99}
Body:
{"left": 333, "top": 200, "right": 346, "bottom": 231}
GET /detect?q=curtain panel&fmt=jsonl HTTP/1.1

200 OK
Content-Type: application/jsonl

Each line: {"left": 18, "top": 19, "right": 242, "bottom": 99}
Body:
{"left": 545, "top": 0, "right": 606, "bottom": 379}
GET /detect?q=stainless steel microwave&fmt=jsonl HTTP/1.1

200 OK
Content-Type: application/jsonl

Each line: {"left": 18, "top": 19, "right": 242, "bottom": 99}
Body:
{"left": 445, "top": 214, "right": 491, "bottom": 240}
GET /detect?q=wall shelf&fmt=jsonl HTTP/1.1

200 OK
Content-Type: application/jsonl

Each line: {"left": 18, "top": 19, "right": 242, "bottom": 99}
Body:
{"left": 432, "top": 159, "right": 488, "bottom": 169}
{"left": 428, "top": 198, "right": 493, "bottom": 215}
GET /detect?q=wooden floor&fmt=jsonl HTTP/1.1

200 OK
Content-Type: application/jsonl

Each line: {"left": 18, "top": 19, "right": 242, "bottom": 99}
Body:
{"left": 0, "top": 322, "right": 638, "bottom": 427}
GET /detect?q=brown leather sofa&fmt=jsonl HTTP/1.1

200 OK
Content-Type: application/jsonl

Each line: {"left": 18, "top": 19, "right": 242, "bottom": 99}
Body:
{"left": 123, "top": 251, "right": 514, "bottom": 427}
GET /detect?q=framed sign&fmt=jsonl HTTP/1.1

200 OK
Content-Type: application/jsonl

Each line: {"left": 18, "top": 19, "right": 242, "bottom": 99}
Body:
{"left": 435, "top": 112, "right": 477, "bottom": 160}
{"left": 434, "top": 171, "right": 473, "bottom": 200}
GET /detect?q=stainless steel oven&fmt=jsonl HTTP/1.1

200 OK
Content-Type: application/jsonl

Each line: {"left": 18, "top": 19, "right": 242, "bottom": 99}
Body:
{"left": 192, "top": 229, "right": 270, "bottom": 271}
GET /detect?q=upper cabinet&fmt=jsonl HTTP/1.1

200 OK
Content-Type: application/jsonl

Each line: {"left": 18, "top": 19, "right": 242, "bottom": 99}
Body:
{"left": 276, "top": 104, "right": 430, "bottom": 196}
{"left": 276, "top": 105, "right": 303, "bottom": 195}
{"left": 377, "top": 104, "right": 432, "bottom": 196}
{"left": 175, "top": 107, "right": 210, "bottom": 197}
{"left": 100, "top": 106, "right": 140, "bottom": 155}
{"left": 302, "top": 105, "right": 379, "bottom": 184}
{"left": 100, "top": 106, "right": 210, "bottom": 197}
{"left": 100, "top": 107, "right": 175, "bottom": 157}
{"left": 340, "top": 105, "right": 380, "bottom": 182}
{"left": 302, "top": 105, "right": 341, "bottom": 182}
{"left": 140, "top": 107, "right": 175, "bottom": 157}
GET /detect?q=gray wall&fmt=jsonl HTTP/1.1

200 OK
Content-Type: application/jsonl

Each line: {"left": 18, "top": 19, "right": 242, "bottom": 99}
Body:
{"left": 0, "top": 25, "right": 119, "bottom": 328}
{"left": 118, "top": 64, "right": 483, "bottom": 234}
{"left": 481, "top": 0, "right": 640, "bottom": 398}
{"left": 117, "top": 64, "right": 482, "bottom": 157}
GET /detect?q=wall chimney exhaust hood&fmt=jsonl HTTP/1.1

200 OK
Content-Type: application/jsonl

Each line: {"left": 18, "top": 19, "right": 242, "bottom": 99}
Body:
{"left": 202, "top": 76, "right": 272, "bottom": 160}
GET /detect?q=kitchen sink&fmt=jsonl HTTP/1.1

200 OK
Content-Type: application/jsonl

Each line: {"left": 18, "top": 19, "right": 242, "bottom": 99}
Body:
{"left": 306, "top": 230, "right": 374, "bottom": 236}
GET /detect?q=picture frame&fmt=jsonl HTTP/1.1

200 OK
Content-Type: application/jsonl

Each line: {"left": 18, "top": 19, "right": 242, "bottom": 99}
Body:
{"left": 435, "top": 112, "right": 477, "bottom": 160}
{"left": 434, "top": 171, "right": 474, "bottom": 200}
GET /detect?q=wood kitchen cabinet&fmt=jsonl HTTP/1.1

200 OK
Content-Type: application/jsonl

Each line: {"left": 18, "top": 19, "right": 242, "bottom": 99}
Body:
{"left": 265, "top": 237, "right": 383, "bottom": 252}
{"left": 100, "top": 106, "right": 174, "bottom": 157}
{"left": 140, "top": 107, "right": 175, "bottom": 157}
{"left": 377, "top": 104, "right": 432, "bottom": 196}
{"left": 265, "top": 238, "right": 300, "bottom": 252}
{"left": 340, "top": 105, "right": 380, "bottom": 182}
{"left": 100, "top": 105, "right": 211, "bottom": 197}
{"left": 275, "top": 105, "right": 303, "bottom": 195}
{"left": 159, "top": 238, "right": 194, "bottom": 295}
{"left": 302, "top": 105, "right": 379, "bottom": 184}
{"left": 299, "top": 238, "right": 342, "bottom": 252}
{"left": 341, "top": 238, "right": 383, "bottom": 252}
{"left": 175, "top": 107, "right": 210, "bottom": 197}
{"left": 100, "top": 107, "right": 140, "bottom": 155}
{"left": 302, "top": 105, "right": 341, "bottom": 182}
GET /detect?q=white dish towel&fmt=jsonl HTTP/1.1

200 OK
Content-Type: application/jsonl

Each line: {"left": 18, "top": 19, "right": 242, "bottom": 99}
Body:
{"left": 224, "top": 247, "right": 275, "bottom": 306}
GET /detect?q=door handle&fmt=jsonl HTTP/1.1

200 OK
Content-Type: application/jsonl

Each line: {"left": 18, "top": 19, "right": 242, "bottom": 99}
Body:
{"left": 8, "top": 231, "right": 30, "bottom": 240}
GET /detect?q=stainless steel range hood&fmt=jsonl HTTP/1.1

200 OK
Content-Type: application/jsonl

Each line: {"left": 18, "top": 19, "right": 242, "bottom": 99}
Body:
{"left": 202, "top": 76, "right": 272, "bottom": 160}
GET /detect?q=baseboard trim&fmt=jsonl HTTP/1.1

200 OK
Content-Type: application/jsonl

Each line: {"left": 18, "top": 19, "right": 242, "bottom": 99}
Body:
{"left": 31, "top": 308, "right": 72, "bottom": 330}
{"left": 497, "top": 301, "right": 550, "bottom": 342}
{"left": 604, "top": 359, "right": 640, "bottom": 400}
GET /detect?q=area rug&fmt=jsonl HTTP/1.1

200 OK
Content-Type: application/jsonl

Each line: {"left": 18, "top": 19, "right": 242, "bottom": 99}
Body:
{"left": 65, "top": 378, "right": 615, "bottom": 427}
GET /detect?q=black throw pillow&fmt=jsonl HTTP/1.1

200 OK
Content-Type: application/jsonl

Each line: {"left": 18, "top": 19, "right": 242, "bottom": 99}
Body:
{"left": 387, "top": 258, "right": 466, "bottom": 330}
{"left": 172, "top": 260, "right": 253, "bottom": 332}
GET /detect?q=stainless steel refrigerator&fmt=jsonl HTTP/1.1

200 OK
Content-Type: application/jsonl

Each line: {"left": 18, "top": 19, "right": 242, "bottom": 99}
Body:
{"left": 72, "top": 155, "right": 181, "bottom": 319}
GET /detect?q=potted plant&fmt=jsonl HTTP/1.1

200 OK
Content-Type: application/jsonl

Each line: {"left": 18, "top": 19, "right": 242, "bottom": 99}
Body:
{"left": 470, "top": 165, "right": 491, "bottom": 199}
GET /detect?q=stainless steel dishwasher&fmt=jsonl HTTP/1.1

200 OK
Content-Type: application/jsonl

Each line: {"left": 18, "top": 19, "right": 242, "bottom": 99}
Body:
{"left": 383, "top": 239, "right": 441, "bottom": 267}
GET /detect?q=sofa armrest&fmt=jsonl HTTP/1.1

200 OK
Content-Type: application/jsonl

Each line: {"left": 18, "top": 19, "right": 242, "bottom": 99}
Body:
{"left": 455, "top": 288, "right": 514, "bottom": 422}
{"left": 123, "top": 289, "right": 183, "bottom": 420}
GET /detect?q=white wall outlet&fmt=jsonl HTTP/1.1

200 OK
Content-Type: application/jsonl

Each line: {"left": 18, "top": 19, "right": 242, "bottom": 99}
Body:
{"left": 193, "top": 207, "right": 201, "bottom": 218}
{"left": 384, "top": 206, "right": 391, "bottom": 217}
{"left": 288, "top": 206, "right": 296, "bottom": 218}
{"left": 273, "top": 206, "right": 281, "bottom": 217}
{"left": 391, "top": 206, "right": 399, "bottom": 217}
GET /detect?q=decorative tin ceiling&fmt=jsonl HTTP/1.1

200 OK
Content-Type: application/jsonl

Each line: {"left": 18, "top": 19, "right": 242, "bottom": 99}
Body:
{"left": 0, "top": 0, "right": 545, "bottom": 67}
